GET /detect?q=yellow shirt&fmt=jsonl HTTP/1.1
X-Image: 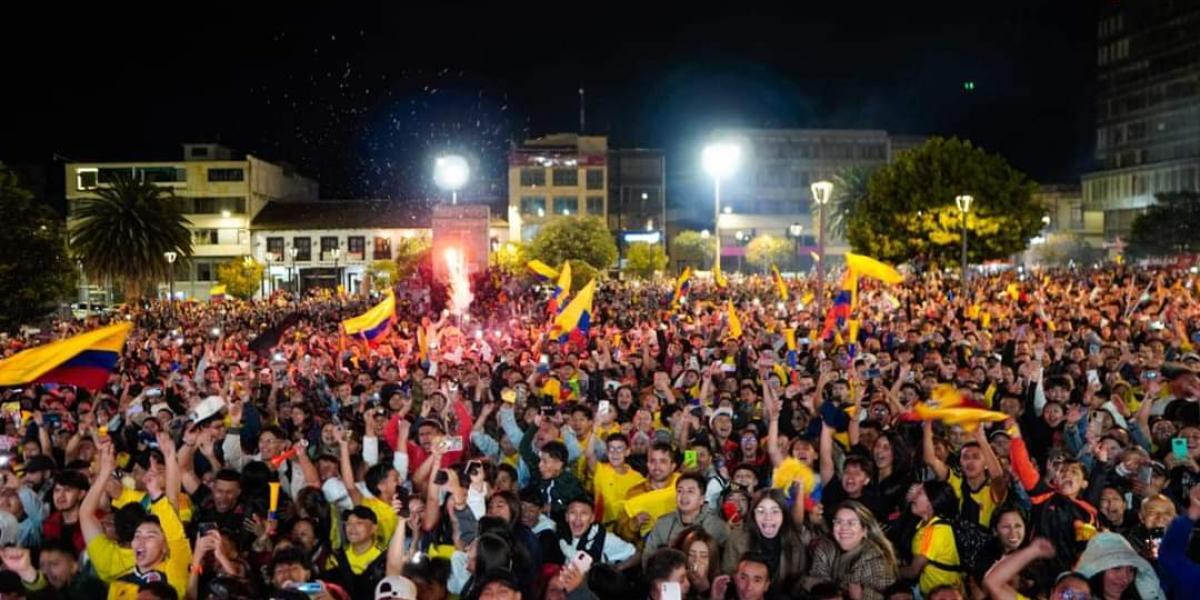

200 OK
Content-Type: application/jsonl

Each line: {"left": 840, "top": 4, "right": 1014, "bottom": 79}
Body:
{"left": 947, "top": 471, "right": 998, "bottom": 528}
{"left": 912, "top": 517, "right": 962, "bottom": 595}
{"left": 362, "top": 496, "right": 398, "bottom": 547}
{"left": 87, "top": 497, "right": 192, "bottom": 600}
{"left": 342, "top": 544, "right": 384, "bottom": 575}
{"left": 593, "top": 463, "right": 645, "bottom": 525}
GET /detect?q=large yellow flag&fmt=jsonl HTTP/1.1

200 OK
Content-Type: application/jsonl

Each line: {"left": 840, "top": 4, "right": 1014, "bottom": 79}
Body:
{"left": 549, "top": 261, "right": 573, "bottom": 312}
{"left": 845, "top": 253, "right": 903, "bottom": 285}
{"left": 727, "top": 301, "right": 743, "bottom": 339}
{"left": 526, "top": 260, "right": 559, "bottom": 282}
{"left": 713, "top": 262, "right": 728, "bottom": 289}
{"left": 552, "top": 279, "right": 596, "bottom": 341}
{"left": 771, "top": 265, "right": 789, "bottom": 301}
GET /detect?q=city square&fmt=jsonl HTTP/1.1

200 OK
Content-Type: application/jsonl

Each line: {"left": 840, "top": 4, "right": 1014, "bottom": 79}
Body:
{"left": 0, "top": 4, "right": 1198, "bottom": 600}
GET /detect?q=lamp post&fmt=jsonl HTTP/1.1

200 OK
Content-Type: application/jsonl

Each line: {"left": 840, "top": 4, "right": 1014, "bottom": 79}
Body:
{"left": 811, "top": 181, "right": 833, "bottom": 316}
{"left": 331, "top": 248, "right": 341, "bottom": 291}
{"left": 163, "top": 251, "right": 177, "bottom": 312}
{"left": 434, "top": 154, "right": 470, "bottom": 205}
{"left": 735, "top": 230, "right": 749, "bottom": 273}
{"left": 788, "top": 222, "right": 804, "bottom": 273}
{"left": 288, "top": 246, "right": 299, "bottom": 296}
{"left": 702, "top": 142, "right": 741, "bottom": 274}
{"left": 956, "top": 194, "right": 974, "bottom": 299}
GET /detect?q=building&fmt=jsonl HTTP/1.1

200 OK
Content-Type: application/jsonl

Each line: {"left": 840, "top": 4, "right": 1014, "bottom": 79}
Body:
{"left": 710, "top": 129, "right": 915, "bottom": 271}
{"left": 65, "top": 143, "right": 318, "bottom": 299}
{"left": 1082, "top": 0, "right": 1200, "bottom": 238}
{"left": 607, "top": 148, "right": 666, "bottom": 255}
{"left": 1021, "top": 185, "right": 1106, "bottom": 265}
{"left": 250, "top": 200, "right": 509, "bottom": 296}
{"left": 507, "top": 134, "right": 609, "bottom": 243}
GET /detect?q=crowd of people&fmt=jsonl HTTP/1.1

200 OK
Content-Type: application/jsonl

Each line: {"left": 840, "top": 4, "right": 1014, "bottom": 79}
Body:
{"left": 1, "top": 261, "right": 1200, "bottom": 600}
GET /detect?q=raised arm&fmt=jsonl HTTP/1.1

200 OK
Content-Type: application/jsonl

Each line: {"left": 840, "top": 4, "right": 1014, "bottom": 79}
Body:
{"left": 819, "top": 422, "right": 836, "bottom": 485}
{"left": 81, "top": 438, "right": 115, "bottom": 544}
{"left": 157, "top": 431, "right": 181, "bottom": 509}
{"left": 983, "top": 539, "right": 1057, "bottom": 600}
{"left": 767, "top": 388, "right": 785, "bottom": 468}
{"left": 973, "top": 426, "right": 1008, "bottom": 503}
{"left": 335, "top": 427, "right": 364, "bottom": 506}
{"left": 385, "top": 512, "right": 409, "bottom": 576}
{"left": 922, "top": 420, "right": 949, "bottom": 481}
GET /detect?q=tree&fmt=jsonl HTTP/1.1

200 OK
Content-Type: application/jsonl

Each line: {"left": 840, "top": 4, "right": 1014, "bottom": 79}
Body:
{"left": 846, "top": 137, "right": 1041, "bottom": 266}
{"left": 70, "top": 173, "right": 192, "bottom": 299}
{"left": 489, "top": 241, "right": 527, "bottom": 276}
{"left": 1128, "top": 192, "right": 1200, "bottom": 257}
{"left": 0, "top": 164, "right": 75, "bottom": 332}
{"left": 624, "top": 243, "right": 668, "bottom": 279}
{"left": 216, "top": 259, "right": 264, "bottom": 300}
{"left": 368, "top": 259, "right": 398, "bottom": 288}
{"left": 394, "top": 235, "right": 431, "bottom": 280}
{"left": 828, "top": 166, "right": 873, "bottom": 240}
{"left": 670, "top": 230, "right": 715, "bottom": 270}
{"left": 527, "top": 217, "right": 618, "bottom": 272}
{"left": 567, "top": 260, "right": 601, "bottom": 291}
{"left": 745, "top": 234, "right": 791, "bottom": 272}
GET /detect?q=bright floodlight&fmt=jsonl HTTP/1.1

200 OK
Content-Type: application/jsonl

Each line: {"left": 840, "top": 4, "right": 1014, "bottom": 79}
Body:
{"left": 434, "top": 154, "right": 470, "bottom": 192}
{"left": 702, "top": 143, "right": 741, "bottom": 180}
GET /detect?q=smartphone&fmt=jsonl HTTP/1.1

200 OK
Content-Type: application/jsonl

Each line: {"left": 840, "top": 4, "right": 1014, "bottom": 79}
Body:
{"left": 683, "top": 450, "right": 698, "bottom": 469}
{"left": 598, "top": 400, "right": 612, "bottom": 414}
{"left": 145, "top": 387, "right": 162, "bottom": 398}
{"left": 1086, "top": 369, "right": 1100, "bottom": 388}
{"left": 445, "top": 436, "right": 464, "bottom": 452}
{"left": 569, "top": 550, "right": 594, "bottom": 575}
{"left": 1173, "top": 437, "right": 1190, "bottom": 460}
{"left": 289, "top": 581, "right": 325, "bottom": 597}
{"left": 1145, "top": 371, "right": 1159, "bottom": 381}
{"left": 866, "top": 368, "right": 881, "bottom": 379}
{"left": 660, "top": 582, "right": 682, "bottom": 600}
{"left": 1138, "top": 465, "right": 1153, "bottom": 484}
{"left": 198, "top": 521, "right": 217, "bottom": 536}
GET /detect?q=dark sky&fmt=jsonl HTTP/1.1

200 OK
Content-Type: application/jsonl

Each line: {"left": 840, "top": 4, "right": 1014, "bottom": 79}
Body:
{"left": 1, "top": 2, "right": 1097, "bottom": 207}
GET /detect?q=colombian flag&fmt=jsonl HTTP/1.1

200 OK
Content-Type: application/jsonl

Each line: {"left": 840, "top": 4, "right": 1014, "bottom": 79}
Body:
{"left": 771, "top": 265, "right": 789, "bottom": 301}
{"left": 552, "top": 279, "right": 596, "bottom": 344}
{"left": 208, "top": 284, "right": 227, "bottom": 302}
{"left": 668, "top": 267, "right": 692, "bottom": 307}
{"left": 821, "top": 270, "right": 856, "bottom": 340}
{"left": 548, "top": 261, "right": 573, "bottom": 314}
{"left": 0, "top": 322, "right": 132, "bottom": 390}
{"left": 342, "top": 290, "right": 395, "bottom": 345}
{"left": 527, "top": 260, "right": 559, "bottom": 282}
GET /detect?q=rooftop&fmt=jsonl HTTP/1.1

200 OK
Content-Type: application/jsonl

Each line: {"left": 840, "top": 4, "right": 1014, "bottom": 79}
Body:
{"left": 251, "top": 200, "right": 432, "bottom": 230}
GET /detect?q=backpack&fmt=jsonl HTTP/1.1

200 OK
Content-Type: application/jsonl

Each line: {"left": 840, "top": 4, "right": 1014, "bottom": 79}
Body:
{"left": 925, "top": 517, "right": 992, "bottom": 576}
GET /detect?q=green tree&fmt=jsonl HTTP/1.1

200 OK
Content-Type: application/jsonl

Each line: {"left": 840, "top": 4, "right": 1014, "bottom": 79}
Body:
{"left": 1128, "top": 192, "right": 1200, "bottom": 257}
{"left": 745, "top": 234, "right": 791, "bottom": 272}
{"left": 489, "top": 241, "right": 527, "bottom": 276}
{"left": 368, "top": 259, "right": 398, "bottom": 288}
{"left": 70, "top": 173, "right": 191, "bottom": 299}
{"left": 528, "top": 217, "right": 618, "bottom": 272}
{"left": 624, "top": 243, "right": 668, "bottom": 279}
{"left": 394, "top": 235, "right": 431, "bottom": 279}
{"left": 670, "top": 230, "right": 715, "bottom": 270}
{"left": 567, "top": 260, "right": 601, "bottom": 291}
{"left": 846, "top": 137, "right": 1041, "bottom": 265}
{"left": 216, "top": 259, "right": 264, "bottom": 300}
{"left": 828, "top": 165, "right": 873, "bottom": 240}
{"left": 0, "top": 164, "right": 75, "bottom": 331}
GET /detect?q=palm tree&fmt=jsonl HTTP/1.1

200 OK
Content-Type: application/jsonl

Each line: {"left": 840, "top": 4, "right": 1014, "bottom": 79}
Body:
{"left": 70, "top": 174, "right": 192, "bottom": 300}
{"left": 828, "top": 166, "right": 874, "bottom": 241}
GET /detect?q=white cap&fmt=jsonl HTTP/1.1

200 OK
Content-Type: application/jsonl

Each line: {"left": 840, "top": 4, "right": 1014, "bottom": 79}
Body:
{"left": 189, "top": 395, "right": 226, "bottom": 423}
{"left": 709, "top": 407, "right": 734, "bottom": 427}
{"left": 376, "top": 576, "right": 418, "bottom": 600}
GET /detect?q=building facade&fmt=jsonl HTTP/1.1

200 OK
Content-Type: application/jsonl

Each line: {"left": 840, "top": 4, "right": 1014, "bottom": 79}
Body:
{"left": 607, "top": 148, "right": 666, "bottom": 255}
{"left": 710, "top": 129, "right": 914, "bottom": 270}
{"left": 250, "top": 201, "right": 509, "bottom": 297}
{"left": 65, "top": 143, "right": 318, "bottom": 299}
{"left": 1082, "top": 0, "right": 1200, "bottom": 237}
{"left": 506, "top": 134, "right": 609, "bottom": 243}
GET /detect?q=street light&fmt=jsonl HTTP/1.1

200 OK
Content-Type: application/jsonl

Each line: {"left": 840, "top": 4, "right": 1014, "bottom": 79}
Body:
{"left": 788, "top": 222, "right": 804, "bottom": 272}
{"left": 811, "top": 180, "right": 833, "bottom": 316}
{"left": 734, "top": 230, "right": 749, "bottom": 273}
{"left": 331, "top": 247, "right": 342, "bottom": 291}
{"left": 955, "top": 194, "right": 974, "bottom": 299}
{"left": 702, "top": 142, "right": 741, "bottom": 275}
{"left": 289, "top": 246, "right": 299, "bottom": 295}
{"left": 434, "top": 154, "right": 470, "bottom": 204}
{"left": 163, "top": 251, "right": 177, "bottom": 311}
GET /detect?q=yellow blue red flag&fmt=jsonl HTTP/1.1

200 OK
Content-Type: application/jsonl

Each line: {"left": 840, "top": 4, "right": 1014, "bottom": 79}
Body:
{"left": 526, "top": 260, "right": 559, "bottom": 282}
{"left": 342, "top": 290, "right": 395, "bottom": 345}
{"left": 548, "top": 261, "right": 573, "bottom": 314}
{"left": 0, "top": 322, "right": 132, "bottom": 389}
{"left": 552, "top": 279, "right": 596, "bottom": 344}
{"left": 669, "top": 267, "right": 692, "bottom": 307}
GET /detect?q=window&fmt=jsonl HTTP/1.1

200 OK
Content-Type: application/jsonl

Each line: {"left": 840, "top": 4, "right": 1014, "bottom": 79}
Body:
{"left": 553, "top": 196, "right": 578, "bottom": 215}
{"left": 587, "top": 196, "right": 605, "bottom": 215}
{"left": 139, "top": 167, "right": 187, "bottom": 183}
{"left": 192, "top": 229, "right": 219, "bottom": 245}
{"left": 196, "top": 262, "right": 214, "bottom": 282}
{"left": 76, "top": 168, "right": 98, "bottom": 190}
{"left": 347, "top": 236, "right": 365, "bottom": 260}
{"left": 519, "top": 168, "right": 545, "bottom": 187}
{"left": 320, "top": 236, "right": 339, "bottom": 260}
{"left": 188, "top": 197, "right": 246, "bottom": 214}
{"left": 98, "top": 168, "right": 133, "bottom": 184}
{"left": 208, "top": 168, "right": 244, "bottom": 182}
{"left": 552, "top": 169, "right": 578, "bottom": 186}
{"left": 294, "top": 237, "right": 312, "bottom": 261}
{"left": 586, "top": 169, "right": 604, "bottom": 190}
{"left": 520, "top": 196, "right": 546, "bottom": 216}
{"left": 266, "top": 237, "right": 285, "bottom": 261}
{"left": 373, "top": 237, "right": 392, "bottom": 260}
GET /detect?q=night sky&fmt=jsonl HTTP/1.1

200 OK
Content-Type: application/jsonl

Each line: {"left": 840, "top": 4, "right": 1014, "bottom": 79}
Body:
{"left": 1, "top": 2, "right": 1097, "bottom": 212}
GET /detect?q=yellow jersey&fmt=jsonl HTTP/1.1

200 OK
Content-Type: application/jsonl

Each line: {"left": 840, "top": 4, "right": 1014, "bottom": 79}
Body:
{"left": 912, "top": 517, "right": 962, "bottom": 596}
{"left": 947, "top": 470, "right": 999, "bottom": 528}
{"left": 592, "top": 463, "right": 645, "bottom": 526}
{"left": 87, "top": 496, "right": 191, "bottom": 600}
{"left": 362, "top": 495, "right": 398, "bottom": 547}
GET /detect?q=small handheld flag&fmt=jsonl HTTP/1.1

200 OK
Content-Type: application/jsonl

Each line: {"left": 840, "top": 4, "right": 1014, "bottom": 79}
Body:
{"left": 727, "top": 301, "right": 743, "bottom": 339}
{"left": 771, "top": 265, "right": 789, "bottom": 301}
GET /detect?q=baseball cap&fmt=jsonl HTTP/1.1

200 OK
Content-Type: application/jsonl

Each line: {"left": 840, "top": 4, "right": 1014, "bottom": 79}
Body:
{"left": 376, "top": 576, "right": 417, "bottom": 600}
{"left": 709, "top": 407, "right": 734, "bottom": 427}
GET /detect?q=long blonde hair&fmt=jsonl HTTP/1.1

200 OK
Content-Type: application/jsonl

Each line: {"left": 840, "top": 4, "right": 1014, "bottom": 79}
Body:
{"left": 834, "top": 501, "right": 898, "bottom": 574}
